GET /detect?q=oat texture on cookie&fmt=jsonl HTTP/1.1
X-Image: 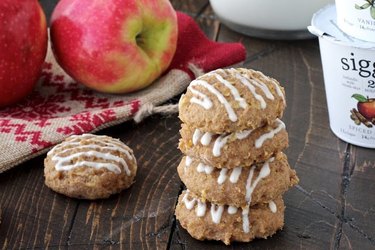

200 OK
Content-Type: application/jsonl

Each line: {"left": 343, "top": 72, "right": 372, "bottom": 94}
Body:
{"left": 175, "top": 68, "right": 299, "bottom": 245}
{"left": 44, "top": 134, "right": 137, "bottom": 200}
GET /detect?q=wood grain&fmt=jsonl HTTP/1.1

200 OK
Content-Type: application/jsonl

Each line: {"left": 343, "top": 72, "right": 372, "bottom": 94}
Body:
{"left": 0, "top": 0, "right": 374, "bottom": 249}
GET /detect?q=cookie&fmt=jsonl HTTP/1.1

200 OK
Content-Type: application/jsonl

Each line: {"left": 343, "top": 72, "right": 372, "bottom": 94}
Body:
{"left": 44, "top": 134, "right": 137, "bottom": 199}
{"left": 179, "top": 68, "right": 286, "bottom": 133}
{"left": 179, "top": 119, "right": 288, "bottom": 168}
{"left": 175, "top": 190, "right": 284, "bottom": 245}
{"left": 178, "top": 153, "right": 299, "bottom": 207}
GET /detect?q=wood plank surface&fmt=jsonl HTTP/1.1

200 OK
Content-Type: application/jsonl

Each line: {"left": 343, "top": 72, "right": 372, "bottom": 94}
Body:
{"left": 0, "top": 0, "right": 374, "bottom": 249}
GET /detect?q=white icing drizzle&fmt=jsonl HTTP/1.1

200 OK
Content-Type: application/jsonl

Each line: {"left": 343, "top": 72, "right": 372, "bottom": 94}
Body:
{"left": 196, "top": 200, "right": 207, "bottom": 217}
{"left": 235, "top": 129, "right": 253, "bottom": 140}
{"left": 210, "top": 72, "right": 247, "bottom": 109}
{"left": 215, "top": 68, "right": 227, "bottom": 76}
{"left": 233, "top": 71, "right": 267, "bottom": 109}
{"left": 245, "top": 158, "right": 273, "bottom": 203}
{"left": 53, "top": 151, "right": 123, "bottom": 174}
{"left": 257, "top": 71, "right": 285, "bottom": 104}
{"left": 229, "top": 167, "right": 242, "bottom": 183}
{"left": 227, "top": 206, "right": 238, "bottom": 214}
{"left": 49, "top": 134, "right": 132, "bottom": 175}
{"left": 184, "top": 156, "right": 193, "bottom": 173}
{"left": 193, "top": 129, "right": 253, "bottom": 159}
{"left": 212, "top": 134, "right": 229, "bottom": 157}
{"left": 210, "top": 204, "right": 225, "bottom": 224}
{"left": 189, "top": 80, "right": 237, "bottom": 122}
{"left": 189, "top": 87, "right": 213, "bottom": 110}
{"left": 255, "top": 119, "right": 285, "bottom": 148}
{"left": 200, "top": 132, "right": 213, "bottom": 145}
{"left": 248, "top": 78, "right": 275, "bottom": 100}
{"left": 191, "top": 128, "right": 253, "bottom": 157}
{"left": 269, "top": 201, "right": 277, "bottom": 213}
{"left": 196, "top": 163, "right": 214, "bottom": 174}
{"left": 192, "top": 162, "right": 242, "bottom": 185}
{"left": 242, "top": 207, "right": 250, "bottom": 233}
{"left": 217, "top": 168, "right": 228, "bottom": 185}
{"left": 185, "top": 156, "right": 193, "bottom": 167}
{"left": 182, "top": 191, "right": 196, "bottom": 210}
{"left": 192, "top": 129, "right": 203, "bottom": 145}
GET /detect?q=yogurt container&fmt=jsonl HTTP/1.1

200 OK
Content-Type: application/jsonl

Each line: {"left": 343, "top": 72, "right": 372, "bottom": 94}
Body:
{"left": 335, "top": 0, "right": 375, "bottom": 42}
{"left": 309, "top": 5, "right": 375, "bottom": 148}
{"left": 209, "top": 0, "right": 334, "bottom": 40}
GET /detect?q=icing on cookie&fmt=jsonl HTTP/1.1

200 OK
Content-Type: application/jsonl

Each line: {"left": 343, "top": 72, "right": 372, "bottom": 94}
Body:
{"left": 188, "top": 69, "right": 285, "bottom": 123}
{"left": 182, "top": 191, "right": 196, "bottom": 210}
{"left": 192, "top": 129, "right": 203, "bottom": 145}
{"left": 242, "top": 207, "right": 250, "bottom": 233}
{"left": 182, "top": 191, "right": 206, "bottom": 217}
{"left": 235, "top": 129, "right": 253, "bottom": 140}
{"left": 48, "top": 134, "right": 132, "bottom": 175}
{"left": 257, "top": 70, "right": 285, "bottom": 104}
{"left": 241, "top": 158, "right": 272, "bottom": 233}
{"left": 189, "top": 80, "right": 237, "bottom": 122}
{"left": 196, "top": 200, "right": 207, "bottom": 217}
{"left": 189, "top": 87, "right": 213, "bottom": 110}
{"left": 200, "top": 132, "right": 213, "bottom": 145}
{"left": 184, "top": 156, "right": 193, "bottom": 172}
{"left": 217, "top": 168, "right": 228, "bottom": 184}
{"left": 269, "top": 201, "right": 277, "bottom": 213}
{"left": 196, "top": 163, "right": 214, "bottom": 174}
{"left": 208, "top": 72, "right": 248, "bottom": 109}
{"left": 227, "top": 206, "right": 238, "bottom": 214}
{"left": 181, "top": 191, "right": 278, "bottom": 234}
{"left": 185, "top": 156, "right": 193, "bottom": 167}
{"left": 232, "top": 71, "right": 267, "bottom": 109}
{"left": 229, "top": 167, "right": 242, "bottom": 183}
{"left": 245, "top": 158, "right": 273, "bottom": 203}
{"left": 255, "top": 119, "right": 285, "bottom": 148}
{"left": 190, "top": 119, "right": 286, "bottom": 157}
{"left": 210, "top": 204, "right": 225, "bottom": 224}
{"left": 213, "top": 134, "right": 229, "bottom": 157}
{"left": 192, "top": 127, "right": 253, "bottom": 156}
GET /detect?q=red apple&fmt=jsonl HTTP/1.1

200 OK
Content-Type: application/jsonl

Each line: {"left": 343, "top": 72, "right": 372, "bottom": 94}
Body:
{"left": 358, "top": 98, "right": 375, "bottom": 120}
{"left": 0, "top": 0, "right": 48, "bottom": 107}
{"left": 50, "top": 0, "right": 178, "bottom": 94}
{"left": 352, "top": 94, "right": 375, "bottom": 120}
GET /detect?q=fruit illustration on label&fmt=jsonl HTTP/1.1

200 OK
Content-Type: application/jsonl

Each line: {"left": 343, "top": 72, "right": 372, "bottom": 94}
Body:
{"left": 350, "top": 94, "right": 375, "bottom": 127}
{"left": 355, "top": 0, "right": 375, "bottom": 19}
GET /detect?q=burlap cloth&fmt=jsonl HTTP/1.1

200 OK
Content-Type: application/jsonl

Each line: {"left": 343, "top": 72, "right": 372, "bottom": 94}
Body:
{"left": 0, "top": 12, "right": 246, "bottom": 173}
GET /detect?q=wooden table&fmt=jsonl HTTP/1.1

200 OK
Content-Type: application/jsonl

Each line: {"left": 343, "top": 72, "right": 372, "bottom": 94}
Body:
{"left": 1, "top": 1, "right": 374, "bottom": 249}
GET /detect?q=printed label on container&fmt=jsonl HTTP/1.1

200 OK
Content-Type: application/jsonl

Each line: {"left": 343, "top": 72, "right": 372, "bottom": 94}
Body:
{"left": 336, "top": 0, "right": 375, "bottom": 42}
{"left": 319, "top": 38, "right": 375, "bottom": 147}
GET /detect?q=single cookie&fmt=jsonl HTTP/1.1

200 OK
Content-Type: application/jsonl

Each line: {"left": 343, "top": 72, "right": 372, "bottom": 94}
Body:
{"left": 178, "top": 153, "right": 299, "bottom": 207}
{"left": 179, "top": 68, "right": 286, "bottom": 133}
{"left": 175, "top": 190, "right": 284, "bottom": 245}
{"left": 44, "top": 134, "right": 137, "bottom": 199}
{"left": 179, "top": 119, "right": 288, "bottom": 168}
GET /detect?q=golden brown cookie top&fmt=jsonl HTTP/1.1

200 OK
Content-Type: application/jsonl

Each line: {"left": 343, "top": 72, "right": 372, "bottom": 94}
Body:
{"left": 179, "top": 68, "right": 286, "bottom": 133}
{"left": 46, "top": 134, "right": 136, "bottom": 176}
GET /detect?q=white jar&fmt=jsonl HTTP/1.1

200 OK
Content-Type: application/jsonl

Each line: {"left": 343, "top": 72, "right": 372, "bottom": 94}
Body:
{"left": 336, "top": 0, "right": 375, "bottom": 42}
{"left": 209, "top": 0, "right": 334, "bottom": 39}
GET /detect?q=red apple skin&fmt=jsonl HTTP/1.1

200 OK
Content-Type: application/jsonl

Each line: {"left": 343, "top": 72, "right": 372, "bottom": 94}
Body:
{"left": 358, "top": 99, "right": 375, "bottom": 120}
{"left": 0, "top": 0, "right": 48, "bottom": 107}
{"left": 50, "top": 0, "right": 178, "bottom": 94}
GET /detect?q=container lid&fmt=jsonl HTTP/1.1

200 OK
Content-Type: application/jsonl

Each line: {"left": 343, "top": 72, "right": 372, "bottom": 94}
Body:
{"left": 308, "top": 4, "right": 375, "bottom": 50}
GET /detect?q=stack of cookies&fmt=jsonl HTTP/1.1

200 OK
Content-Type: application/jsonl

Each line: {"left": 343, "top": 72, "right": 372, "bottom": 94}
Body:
{"left": 175, "top": 68, "right": 299, "bottom": 245}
